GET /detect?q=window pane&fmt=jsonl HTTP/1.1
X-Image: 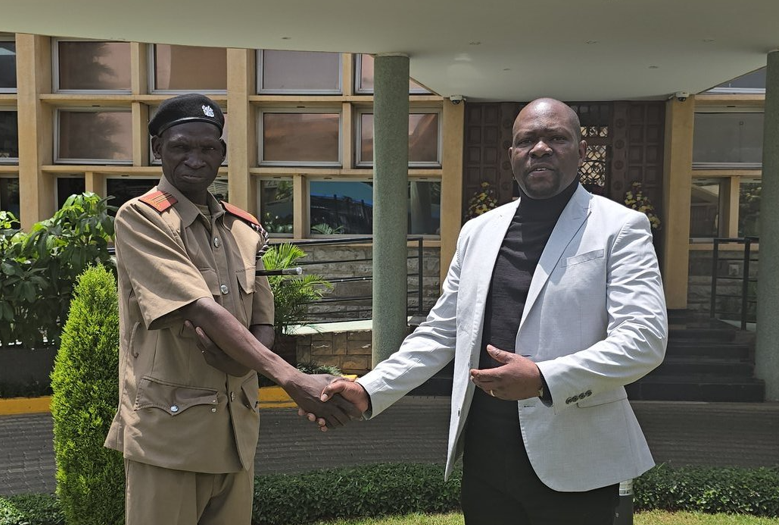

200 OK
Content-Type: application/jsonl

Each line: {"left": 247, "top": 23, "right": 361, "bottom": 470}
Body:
{"left": 106, "top": 178, "right": 157, "bottom": 210}
{"left": 693, "top": 113, "right": 764, "bottom": 166}
{"left": 56, "top": 177, "right": 86, "bottom": 209}
{"left": 58, "top": 41, "right": 131, "bottom": 91}
{"left": 260, "top": 179, "right": 293, "bottom": 234}
{"left": 153, "top": 45, "right": 227, "bottom": 91}
{"left": 309, "top": 180, "right": 440, "bottom": 235}
{"left": 0, "top": 41, "right": 16, "bottom": 90}
{"left": 262, "top": 113, "right": 339, "bottom": 164}
{"left": 710, "top": 68, "right": 766, "bottom": 92}
{"left": 0, "top": 177, "right": 20, "bottom": 217}
{"left": 0, "top": 111, "right": 19, "bottom": 160}
{"left": 360, "top": 113, "right": 439, "bottom": 165}
{"left": 357, "top": 54, "right": 430, "bottom": 93}
{"left": 690, "top": 180, "right": 721, "bottom": 237}
{"left": 58, "top": 111, "right": 133, "bottom": 162}
{"left": 260, "top": 50, "right": 340, "bottom": 92}
{"left": 738, "top": 180, "right": 761, "bottom": 237}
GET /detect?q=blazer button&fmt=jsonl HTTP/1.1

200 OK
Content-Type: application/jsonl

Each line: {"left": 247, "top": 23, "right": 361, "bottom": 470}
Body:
{"left": 578, "top": 393, "right": 586, "bottom": 400}
{"left": 585, "top": 390, "right": 592, "bottom": 397}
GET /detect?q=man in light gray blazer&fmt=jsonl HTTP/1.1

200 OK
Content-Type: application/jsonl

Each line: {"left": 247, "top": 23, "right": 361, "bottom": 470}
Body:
{"left": 314, "top": 98, "right": 667, "bottom": 525}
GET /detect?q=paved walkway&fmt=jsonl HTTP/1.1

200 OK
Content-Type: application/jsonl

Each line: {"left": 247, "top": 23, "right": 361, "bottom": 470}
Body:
{"left": 1, "top": 398, "right": 778, "bottom": 496}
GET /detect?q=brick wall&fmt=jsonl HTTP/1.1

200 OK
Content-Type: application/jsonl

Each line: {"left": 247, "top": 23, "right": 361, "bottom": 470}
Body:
{"left": 295, "top": 329, "right": 374, "bottom": 375}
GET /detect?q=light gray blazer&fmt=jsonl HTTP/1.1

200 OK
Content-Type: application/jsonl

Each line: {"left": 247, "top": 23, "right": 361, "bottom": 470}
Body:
{"left": 358, "top": 184, "right": 668, "bottom": 492}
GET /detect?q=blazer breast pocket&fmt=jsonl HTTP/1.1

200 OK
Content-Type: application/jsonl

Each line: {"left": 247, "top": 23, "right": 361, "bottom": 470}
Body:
{"left": 561, "top": 249, "right": 605, "bottom": 268}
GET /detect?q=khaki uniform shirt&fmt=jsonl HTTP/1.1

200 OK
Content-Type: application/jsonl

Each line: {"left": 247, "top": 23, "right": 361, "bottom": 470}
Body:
{"left": 105, "top": 176, "right": 274, "bottom": 473}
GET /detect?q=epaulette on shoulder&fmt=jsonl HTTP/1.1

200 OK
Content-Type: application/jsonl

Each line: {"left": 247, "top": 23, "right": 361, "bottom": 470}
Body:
{"left": 222, "top": 201, "right": 261, "bottom": 229}
{"left": 139, "top": 191, "right": 178, "bottom": 213}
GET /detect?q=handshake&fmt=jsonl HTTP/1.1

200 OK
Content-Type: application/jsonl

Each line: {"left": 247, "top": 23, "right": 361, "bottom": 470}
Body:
{"left": 292, "top": 375, "right": 370, "bottom": 431}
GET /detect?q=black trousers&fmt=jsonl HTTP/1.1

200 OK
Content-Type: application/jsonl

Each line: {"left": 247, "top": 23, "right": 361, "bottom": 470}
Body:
{"left": 462, "top": 390, "right": 618, "bottom": 525}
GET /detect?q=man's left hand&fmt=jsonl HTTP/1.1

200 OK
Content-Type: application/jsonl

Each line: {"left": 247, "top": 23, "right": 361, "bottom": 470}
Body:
{"left": 470, "top": 345, "right": 543, "bottom": 400}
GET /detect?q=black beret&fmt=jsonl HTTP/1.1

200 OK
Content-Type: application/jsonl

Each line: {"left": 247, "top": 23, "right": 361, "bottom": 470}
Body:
{"left": 149, "top": 93, "right": 225, "bottom": 137}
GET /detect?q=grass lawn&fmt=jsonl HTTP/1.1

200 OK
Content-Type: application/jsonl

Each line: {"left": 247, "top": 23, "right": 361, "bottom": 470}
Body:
{"left": 313, "top": 512, "right": 779, "bottom": 525}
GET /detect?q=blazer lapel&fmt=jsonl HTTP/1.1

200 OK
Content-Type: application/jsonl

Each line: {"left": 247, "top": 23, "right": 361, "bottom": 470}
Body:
{"left": 519, "top": 185, "right": 592, "bottom": 329}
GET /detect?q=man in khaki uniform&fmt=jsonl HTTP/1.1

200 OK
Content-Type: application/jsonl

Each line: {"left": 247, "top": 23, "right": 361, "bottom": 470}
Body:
{"left": 106, "top": 93, "right": 357, "bottom": 525}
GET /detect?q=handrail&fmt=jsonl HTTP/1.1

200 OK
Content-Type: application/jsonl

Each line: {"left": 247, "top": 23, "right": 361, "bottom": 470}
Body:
{"left": 710, "top": 237, "right": 759, "bottom": 330}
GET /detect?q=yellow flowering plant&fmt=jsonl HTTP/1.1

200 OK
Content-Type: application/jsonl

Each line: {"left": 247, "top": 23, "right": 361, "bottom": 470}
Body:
{"left": 466, "top": 181, "right": 498, "bottom": 220}
{"left": 624, "top": 181, "right": 661, "bottom": 230}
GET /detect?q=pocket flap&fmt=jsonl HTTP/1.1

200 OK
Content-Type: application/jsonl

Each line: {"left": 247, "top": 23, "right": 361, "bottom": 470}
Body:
{"left": 240, "top": 375, "right": 260, "bottom": 410}
{"left": 562, "top": 249, "right": 605, "bottom": 268}
{"left": 236, "top": 267, "right": 255, "bottom": 294}
{"left": 135, "top": 376, "right": 218, "bottom": 415}
{"left": 199, "top": 268, "right": 222, "bottom": 296}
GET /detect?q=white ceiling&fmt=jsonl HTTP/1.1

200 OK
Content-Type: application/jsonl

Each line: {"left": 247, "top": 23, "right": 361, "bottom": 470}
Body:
{"left": 1, "top": 0, "right": 777, "bottom": 102}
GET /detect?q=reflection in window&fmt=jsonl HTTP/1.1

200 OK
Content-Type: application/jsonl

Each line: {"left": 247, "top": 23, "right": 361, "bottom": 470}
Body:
{"left": 260, "top": 179, "right": 293, "bottom": 235}
{"left": 259, "top": 50, "right": 341, "bottom": 93}
{"left": 57, "top": 110, "right": 133, "bottom": 163}
{"left": 262, "top": 113, "right": 340, "bottom": 165}
{"left": 56, "top": 177, "right": 86, "bottom": 209}
{"left": 105, "top": 177, "right": 227, "bottom": 212}
{"left": 693, "top": 113, "right": 764, "bottom": 168}
{"left": 57, "top": 41, "right": 131, "bottom": 91}
{"left": 690, "top": 179, "right": 721, "bottom": 238}
{"left": 0, "top": 111, "right": 19, "bottom": 161}
{"left": 0, "top": 41, "right": 16, "bottom": 91}
{"left": 707, "top": 68, "right": 766, "bottom": 93}
{"left": 738, "top": 180, "right": 761, "bottom": 238}
{"left": 309, "top": 180, "right": 440, "bottom": 235}
{"left": 356, "top": 54, "right": 430, "bottom": 94}
{"left": 359, "top": 113, "right": 440, "bottom": 166}
{"left": 153, "top": 45, "right": 227, "bottom": 91}
{"left": 0, "top": 177, "right": 20, "bottom": 217}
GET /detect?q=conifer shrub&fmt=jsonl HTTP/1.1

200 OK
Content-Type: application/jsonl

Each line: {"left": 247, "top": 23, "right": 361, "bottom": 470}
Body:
{"left": 50, "top": 266, "right": 123, "bottom": 525}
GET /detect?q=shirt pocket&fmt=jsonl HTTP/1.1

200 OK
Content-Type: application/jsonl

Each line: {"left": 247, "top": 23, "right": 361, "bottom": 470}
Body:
{"left": 134, "top": 376, "right": 219, "bottom": 416}
{"left": 236, "top": 267, "right": 256, "bottom": 324}
{"left": 561, "top": 249, "right": 605, "bottom": 268}
{"left": 240, "top": 374, "right": 260, "bottom": 412}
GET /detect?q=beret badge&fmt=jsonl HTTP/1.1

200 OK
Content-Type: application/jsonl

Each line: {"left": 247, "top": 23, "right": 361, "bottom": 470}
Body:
{"left": 202, "top": 105, "right": 215, "bottom": 118}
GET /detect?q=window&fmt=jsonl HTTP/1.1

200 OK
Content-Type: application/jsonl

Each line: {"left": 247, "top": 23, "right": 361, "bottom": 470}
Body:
{"left": 149, "top": 107, "right": 228, "bottom": 165}
{"left": 309, "top": 180, "right": 440, "bottom": 235}
{"left": 706, "top": 68, "right": 766, "bottom": 94}
{"left": 55, "top": 40, "right": 131, "bottom": 92}
{"left": 105, "top": 177, "right": 227, "bottom": 211}
{"left": 56, "top": 109, "right": 133, "bottom": 164}
{"left": 355, "top": 54, "right": 430, "bottom": 94}
{"left": 0, "top": 39, "right": 16, "bottom": 92}
{"left": 258, "top": 50, "right": 341, "bottom": 94}
{"left": 260, "top": 111, "right": 340, "bottom": 166}
{"left": 693, "top": 112, "right": 763, "bottom": 169}
{"left": 738, "top": 179, "right": 761, "bottom": 238}
{"left": 0, "top": 110, "right": 19, "bottom": 162}
{"left": 0, "top": 177, "right": 20, "bottom": 217}
{"left": 259, "top": 179, "right": 293, "bottom": 235}
{"left": 690, "top": 179, "right": 722, "bottom": 238}
{"left": 151, "top": 45, "right": 227, "bottom": 92}
{"left": 356, "top": 111, "right": 441, "bottom": 167}
{"left": 56, "top": 177, "right": 86, "bottom": 209}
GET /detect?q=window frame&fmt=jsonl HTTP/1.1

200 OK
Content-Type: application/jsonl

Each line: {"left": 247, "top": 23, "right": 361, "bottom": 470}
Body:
{"left": 0, "top": 35, "right": 17, "bottom": 94}
{"left": 52, "top": 38, "right": 132, "bottom": 94}
{"left": 0, "top": 107, "right": 19, "bottom": 164}
{"left": 354, "top": 54, "right": 431, "bottom": 95}
{"left": 258, "top": 108, "right": 343, "bottom": 168}
{"left": 256, "top": 176, "right": 295, "bottom": 238}
{"left": 692, "top": 106, "right": 764, "bottom": 170}
{"left": 55, "top": 107, "right": 134, "bottom": 165}
{"left": 257, "top": 50, "right": 342, "bottom": 95}
{"left": 147, "top": 44, "right": 228, "bottom": 94}
{"left": 354, "top": 107, "right": 442, "bottom": 168}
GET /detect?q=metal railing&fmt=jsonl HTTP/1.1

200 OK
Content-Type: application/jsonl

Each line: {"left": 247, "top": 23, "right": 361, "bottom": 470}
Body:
{"left": 709, "top": 237, "right": 759, "bottom": 330}
{"left": 271, "top": 236, "right": 432, "bottom": 323}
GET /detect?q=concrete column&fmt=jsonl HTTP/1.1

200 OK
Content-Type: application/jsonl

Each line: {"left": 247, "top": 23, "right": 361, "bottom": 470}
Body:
{"left": 756, "top": 50, "right": 779, "bottom": 401}
{"left": 372, "top": 54, "right": 409, "bottom": 365}
{"left": 226, "top": 48, "right": 256, "bottom": 212}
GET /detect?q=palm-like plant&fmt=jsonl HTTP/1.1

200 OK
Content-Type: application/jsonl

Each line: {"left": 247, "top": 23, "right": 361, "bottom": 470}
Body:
{"left": 261, "top": 243, "right": 332, "bottom": 335}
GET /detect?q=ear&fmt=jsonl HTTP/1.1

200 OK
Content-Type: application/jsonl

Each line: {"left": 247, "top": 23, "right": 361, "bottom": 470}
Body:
{"left": 577, "top": 139, "right": 587, "bottom": 166}
{"left": 220, "top": 139, "right": 227, "bottom": 159}
{"left": 151, "top": 136, "right": 162, "bottom": 159}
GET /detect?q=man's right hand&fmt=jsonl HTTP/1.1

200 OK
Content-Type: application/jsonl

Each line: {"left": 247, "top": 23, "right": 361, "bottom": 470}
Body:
{"left": 298, "top": 378, "right": 370, "bottom": 432}
{"left": 283, "top": 373, "right": 363, "bottom": 429}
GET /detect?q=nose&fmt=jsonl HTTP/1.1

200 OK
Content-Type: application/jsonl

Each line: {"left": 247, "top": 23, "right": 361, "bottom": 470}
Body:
{"left": 529, "top": 140, "right": 552, "bottom": 157}
{"left": 184, "top": 151, "right": 207, "bottom": 168}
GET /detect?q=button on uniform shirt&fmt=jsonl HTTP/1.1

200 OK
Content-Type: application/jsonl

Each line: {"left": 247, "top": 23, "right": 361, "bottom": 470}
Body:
{"left": 105, "top": 176, "right": 274, "bottom": 474}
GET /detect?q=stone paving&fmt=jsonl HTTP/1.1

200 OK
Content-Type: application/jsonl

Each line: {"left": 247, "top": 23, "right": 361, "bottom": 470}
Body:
{"left": 1, "top": 397, "right": 778, "bottom": 496}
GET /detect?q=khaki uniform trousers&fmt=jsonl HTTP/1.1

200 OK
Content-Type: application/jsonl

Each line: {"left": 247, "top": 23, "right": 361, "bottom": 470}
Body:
{"left": 125, "top": 459, "right": 254, "bottom": 525}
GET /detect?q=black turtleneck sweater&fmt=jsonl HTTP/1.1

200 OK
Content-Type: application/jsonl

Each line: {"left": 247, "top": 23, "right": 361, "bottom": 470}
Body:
{"left": 467, "top": 179, "right": 579, "bottom": 430}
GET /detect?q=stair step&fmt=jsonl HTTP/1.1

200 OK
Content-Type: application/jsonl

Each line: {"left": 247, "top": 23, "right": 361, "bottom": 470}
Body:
{"left": 666, "top": 342, "right": 751, "bottom": 359}
{"left": 668, "top": 328, "right": 737, "bottom": 342}
{"left": 653, "top": 358, "right": 754, "bottom": 377}
{"left": 627, "top": 377, "right": 765, "bottom": 402}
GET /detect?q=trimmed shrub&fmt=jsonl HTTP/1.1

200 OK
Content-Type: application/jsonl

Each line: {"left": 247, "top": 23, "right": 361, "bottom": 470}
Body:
{"left": 252, "top": 463, "right": 462, "bottom": 525}
{"left": 634, "top": 464, "right": 779, "bottom": 517}
{"left": 50, "top": 266, "right": 123, "bottom": 525}
{"left": 0, "top": 494, "right": 63, "bottom": 525}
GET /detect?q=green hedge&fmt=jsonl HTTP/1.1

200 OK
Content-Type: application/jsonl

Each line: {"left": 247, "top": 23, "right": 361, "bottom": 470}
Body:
{"left": 50, "top": 266, "right": 123, "bottom": 525}
{"left": 3, "top": 464, "right": 779, "bottom": 525}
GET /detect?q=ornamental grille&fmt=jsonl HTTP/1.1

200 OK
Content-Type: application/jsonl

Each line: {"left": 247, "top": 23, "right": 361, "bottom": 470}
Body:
{"left": 579, "top": 143, "right": 609, "bottom": 192}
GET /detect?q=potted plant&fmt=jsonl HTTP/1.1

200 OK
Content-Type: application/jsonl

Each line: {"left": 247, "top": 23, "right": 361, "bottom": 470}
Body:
{"left": 261, "top": 243, "right": 332, "bottom": 365}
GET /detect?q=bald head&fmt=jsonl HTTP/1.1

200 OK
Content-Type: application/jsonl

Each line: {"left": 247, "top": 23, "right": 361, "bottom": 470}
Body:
{"left": 508, "top": 97, "right": 587, "bottom": 199}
